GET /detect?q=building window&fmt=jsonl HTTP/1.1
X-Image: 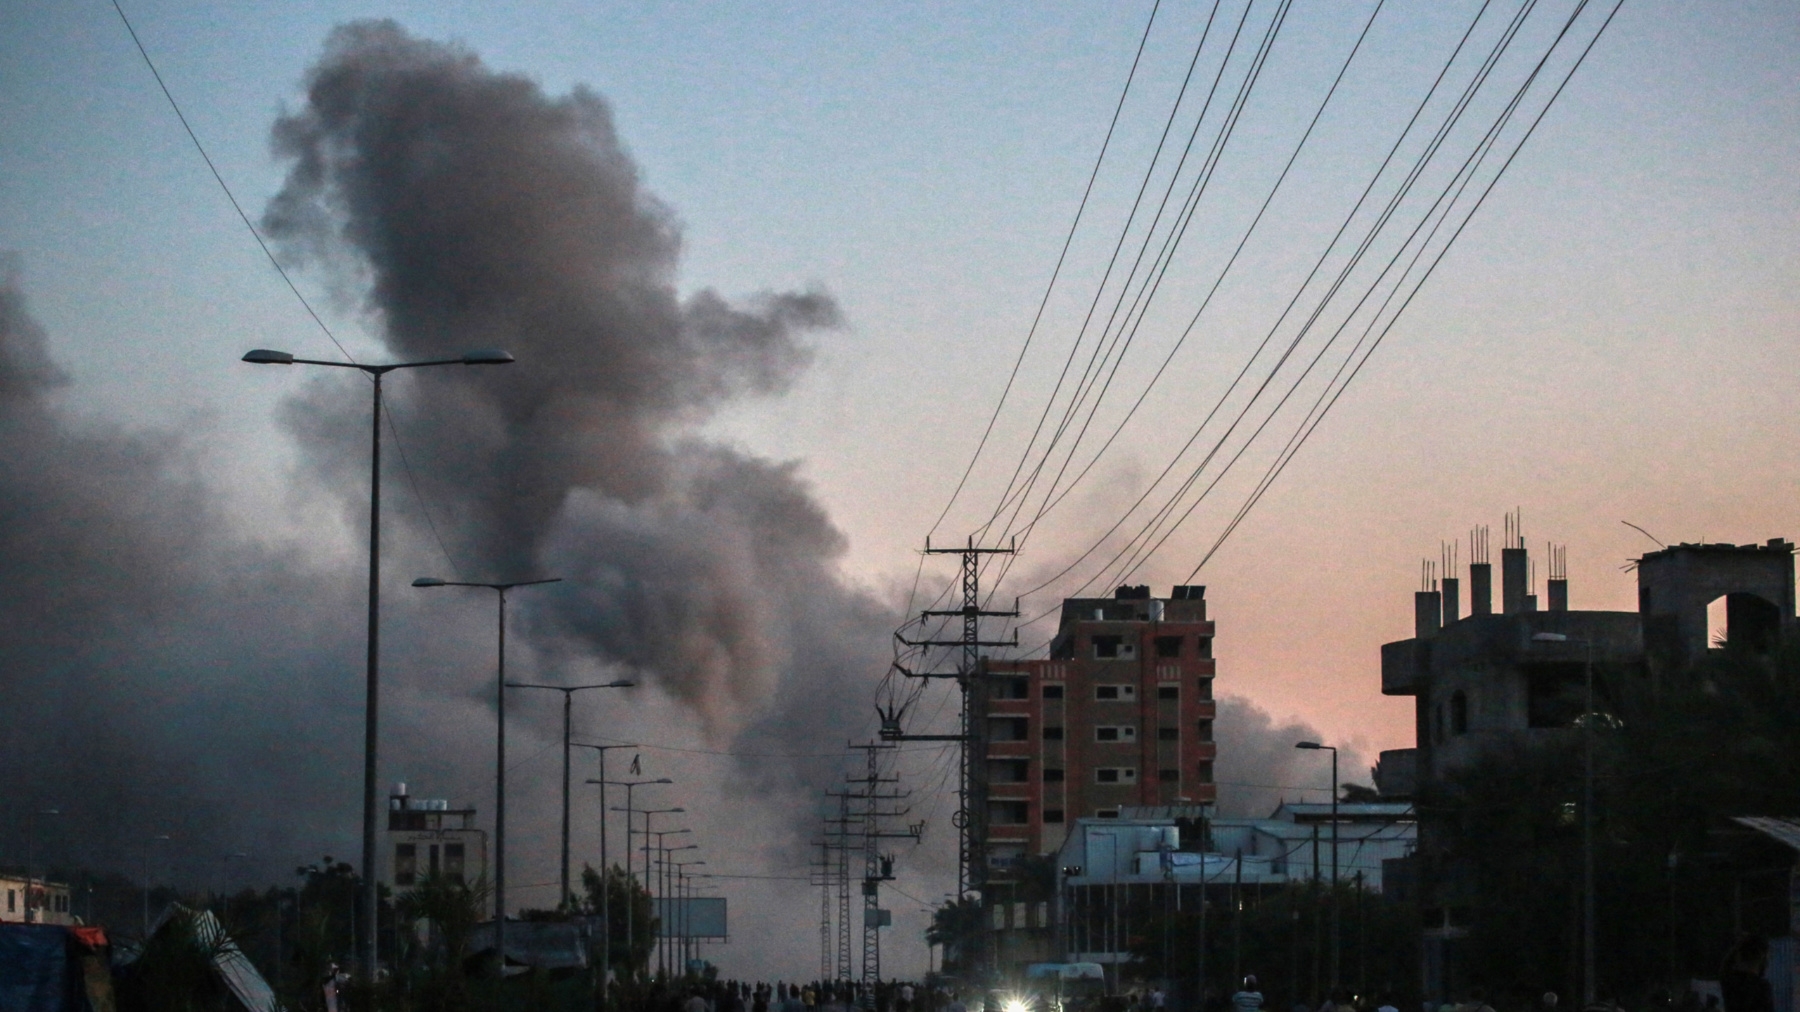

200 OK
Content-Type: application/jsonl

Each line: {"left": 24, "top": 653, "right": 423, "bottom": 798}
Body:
{"left": 7, "top": 890, "right": 14, "bottom": 912}
{"left": 1096, "top": 809, "right": 1120, "bottom": 819}
{"left": 996, "top": 677, "right": 1030, "bottom": 700}
{"left": 1451, "top": 690, "right": 1469, "bottom": 735}
{"left": 1095, "top": 684, "right": 1137, "bottom": 701}
{"left": 1095, "top": 768, "right": 1137, "bottom": 784}
{"left": 1155, "top": 636, "right": 1183, "bottom": 658}
{"left": 1159, "top": 769, "right": 1180, "bottom": 783}
{"left": 989, "top": 801, "right": 1030, "bottom": 825}
{"left": 1196, "top": 719, "right": 1213, "bottom": 742}
{"left": 987, "top": 717, "right": 1029, "bottom": 741}
{"left": 394, "top": 844, "right": 418, "bottom": 886}
{"left": 1095, "top": 725, "right": 1137, "bottom": 742}
{"left": 1044, "top": 768, "right": 1065, "bottom": 783}
{"left": 1198, "top": 636, "right": 1213, "bottom": 658}
{"left": 1196, "top": 676, "right": 1213, "bottom": 700}
{"left": 989, "top": 759, "right": 1030, "bottom": 783}
{"left": 1043, "top": 726, "right": 1065, "bottom": 741}
{"left": 1093, "top": 635, "right": 1136, "bottom": 660}
{"left": 444, "top": 843, "right": 466, "bottom": 884}
{"left": 1196, "top": 760, "right": 1214, "bottom": 780}
{"left": 1043, "top": 684, "right": 1064, "bottom": 699}
{"left": 1044, "top": 809, "right": 1066, "bottom": 824}
{"left": 1158, "top": 726, "right": 1179, "bottom": 741}
{"left": 1158, "top": 685, "right": 1179, "bottom": 700}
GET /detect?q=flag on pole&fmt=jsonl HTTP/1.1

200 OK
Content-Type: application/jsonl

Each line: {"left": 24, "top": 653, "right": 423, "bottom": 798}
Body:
{"left": 629, "top": 754, "right": 642, "bottom": 776}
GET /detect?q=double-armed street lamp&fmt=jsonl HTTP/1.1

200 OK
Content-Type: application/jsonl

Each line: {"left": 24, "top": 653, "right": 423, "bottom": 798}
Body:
{"left": 1295, "top": 740, "right": 1340, "bottom": 989}
{"left": 507, "top": 682, "right": 634, "bottom": 910}
{"left": 574, "top": 744, "right": 638, "bottom": 1008}
{"left": 654, "top": 836, "right": 697, "bottom": 976}
{"left": 411, "top": 575, "right": 560, "bottom": 980}
{"left": 243, "top": 345, "right": 514, "bottom": 974}
{"left": 601, "top": 792, "right": 677, "bottom": 978}
{"left": 671, "top": 858, "right": 705, "bottom": 970}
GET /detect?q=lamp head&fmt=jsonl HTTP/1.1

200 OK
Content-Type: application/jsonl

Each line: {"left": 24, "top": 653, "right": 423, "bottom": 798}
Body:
{"left": 654, "top": 778, "right": 673, "bottom": 784}
{"left": 242, "top": 349, "right": 295, "bottom": 365}
{"left": 461, "top": 349, "right": 515, "bottom": 365}
{"left": 1295, "top": 741, "right": 1324, "bottom": 750}
{"left": 1532, "top": 632, "right": 1569, "bottom": 642}
{"left": 412, "top": 577, "right": 448, "bottom": 587}
{"left": 607, "top": 680, "right": 637, "bottom": 688}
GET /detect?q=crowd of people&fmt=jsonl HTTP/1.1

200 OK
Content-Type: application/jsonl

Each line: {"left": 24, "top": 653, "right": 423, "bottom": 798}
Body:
{"left": 623, "top": 978, "right": 924, "bottom": 1012}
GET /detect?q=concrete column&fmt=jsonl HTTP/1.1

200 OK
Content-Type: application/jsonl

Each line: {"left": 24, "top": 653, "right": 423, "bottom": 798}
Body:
{"left": 1502, "top": 547, "right": 1528, "bottom": 615}
{"left": 1441, "top": 577, "right": 1461, "bottom": 626}
{"left": 1414, "top": 591, "right": 1442, "bottom": 639}
{"left": 1469, "top": 564, "right": 1493, "bottom": 616}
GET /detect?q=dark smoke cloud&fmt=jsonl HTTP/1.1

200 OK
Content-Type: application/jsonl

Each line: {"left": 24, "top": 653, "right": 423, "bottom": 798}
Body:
{"left": 0, "top": 261, "right": 369, "bottom": 880}
{"left": 1213, "top": 693, "right": 1369, "bottom": 816}
{"left": 262, "top": 20, "right": 884, "bottom": 746}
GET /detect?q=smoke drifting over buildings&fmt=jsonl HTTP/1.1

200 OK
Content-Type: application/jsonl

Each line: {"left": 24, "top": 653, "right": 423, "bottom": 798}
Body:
{"left": 263, "top": 20, "right": 878, "bottom": 738}
{"left": 0, "top": 22, "right": 1374, "bottom": 976}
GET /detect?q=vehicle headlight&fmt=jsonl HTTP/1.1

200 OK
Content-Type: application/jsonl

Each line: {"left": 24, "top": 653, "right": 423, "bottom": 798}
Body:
{"left": 1003, "top": 997, "right": 1032, "bottom": 1012}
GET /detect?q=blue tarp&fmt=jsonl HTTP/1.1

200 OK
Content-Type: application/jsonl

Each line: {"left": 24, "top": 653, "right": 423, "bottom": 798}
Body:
{"left": 0, "top": 925, "right": 80, "bottom": 1012}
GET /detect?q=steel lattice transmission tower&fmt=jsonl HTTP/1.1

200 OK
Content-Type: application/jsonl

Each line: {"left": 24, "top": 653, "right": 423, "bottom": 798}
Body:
{"left": 892, "top": 537, "right": 1016, "bottom": 907}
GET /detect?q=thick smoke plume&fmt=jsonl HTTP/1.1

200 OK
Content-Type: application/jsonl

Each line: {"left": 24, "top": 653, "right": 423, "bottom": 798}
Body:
{"left": 1214, "top": 694, "right": 1370, "bottom": 816}
{"left": 263, "top": 20, "right": 888, "bottom": 740}
{"left": 0, "top": 262, "right": 368, "bottom": 878}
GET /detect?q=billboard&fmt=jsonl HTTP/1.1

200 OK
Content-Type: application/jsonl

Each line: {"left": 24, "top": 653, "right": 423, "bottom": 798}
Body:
{"left": 653, "top": 897, "right": 727, "bottom": 939}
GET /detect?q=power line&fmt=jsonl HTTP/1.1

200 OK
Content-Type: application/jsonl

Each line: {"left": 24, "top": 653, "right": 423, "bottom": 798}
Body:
{"left": 925, "top": 0, "right": 1165, "bottom": 543}
{"left": 1010, "top": 0, "right": 1594, "bottom": 631}
{"left": 110, "top": 0, "right": 467, "bottom": 577}
{"left": 109, "top": 0, "right": 356, "bottom": 369}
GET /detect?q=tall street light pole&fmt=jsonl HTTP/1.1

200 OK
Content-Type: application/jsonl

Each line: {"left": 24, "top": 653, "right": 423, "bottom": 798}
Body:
{"left": 655, "top": 837, "right": 697, "bottom": 977}
{"left": 601, "top": 788, "right": 675, "bottom": 979}
{"left": 508, "top": 682, "right": 634, "bottom": 909}
{"left": 1535, "top": 631, "right": 1597, "bottom": 1004}
{"left": 1296, "top": 741, "right": 1339, "bottom": 990}
{"left": 672, "top": 857, "right": 705, "bottom": 972}
{"left": 243, "top": 345, "right": 514, "bottom": 976}
{"left": 412, "top": 575, "right": 561, "bottom": 983}
{"left": 574, "top": 745, "right": 637, "bottom": 1009}
{"left": 641, "top": 818, "right": 688, "bottom": 977}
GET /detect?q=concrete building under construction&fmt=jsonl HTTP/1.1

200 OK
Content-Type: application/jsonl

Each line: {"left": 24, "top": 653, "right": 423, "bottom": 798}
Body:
{"left": 1380, "top": 513, "right": 1797, "bottom": 998}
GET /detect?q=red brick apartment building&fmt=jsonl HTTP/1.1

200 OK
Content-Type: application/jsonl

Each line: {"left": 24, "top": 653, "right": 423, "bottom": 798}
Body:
{"left": 977, "top": 585, "right": 1218, "bottom": 874}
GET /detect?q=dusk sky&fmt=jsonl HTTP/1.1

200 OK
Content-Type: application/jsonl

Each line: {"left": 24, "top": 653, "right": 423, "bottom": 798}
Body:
{"left": 3, "top": 0, "right": 1797, "bottom": 980}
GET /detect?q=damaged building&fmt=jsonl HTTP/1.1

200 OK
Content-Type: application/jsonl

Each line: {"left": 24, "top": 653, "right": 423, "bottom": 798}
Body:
{"left": 1380, "top": 514, "right": 1797, "bottom": 1000}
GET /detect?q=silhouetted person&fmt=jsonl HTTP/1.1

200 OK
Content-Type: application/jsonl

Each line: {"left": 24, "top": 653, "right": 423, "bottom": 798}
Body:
{"left": 1720, "top": 936, "right": 1772, "bottom": 1012}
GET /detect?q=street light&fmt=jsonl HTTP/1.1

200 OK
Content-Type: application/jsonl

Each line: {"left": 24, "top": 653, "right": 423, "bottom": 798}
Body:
{"left": 653, "top": 836, "right": 697, "bottom": 976}
{"left": 574, "top": 745, "right": 637, "bottom": 1009}
{"left": 412, "top": 575, "right": 562, "bottom": 981}
{"left": 142, "top": 834, "right": 171, "bottom": 937}
{"left": 1296, "top": 740, "right": 1339, "bottom": 989}
{"left": 26, "top": 809, "right": 58, "bottom": 925}
{"left": 599, "top": 790, "right": 675, "bottom": 979}
{"left": 244, "top": 345, "right": 513, "bottom": 975}
{"left": 671, "top": 857, "right": 706, "bottom": 972}
{"left": 636, "top": 818, "right": 688, "bottom": 977}
{"left": 507, "top": 682, "right": 634, "bottom": 909}
{"left": 1534, "top": 630, "right": 1598, "bottom": 1004}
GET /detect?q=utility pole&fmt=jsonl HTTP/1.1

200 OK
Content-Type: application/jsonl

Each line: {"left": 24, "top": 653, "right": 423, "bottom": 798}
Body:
{"left": 835, "top": 792, "right": 855, "bottom": 981}
{"left": 816, "top": 796, "right": 860, "bottom": 984}
{"left": 892, "top": 536, "right": 1016, "bottom": 941}
{"left": 840, "top": 742, "right": 922, "bottom": 1008}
